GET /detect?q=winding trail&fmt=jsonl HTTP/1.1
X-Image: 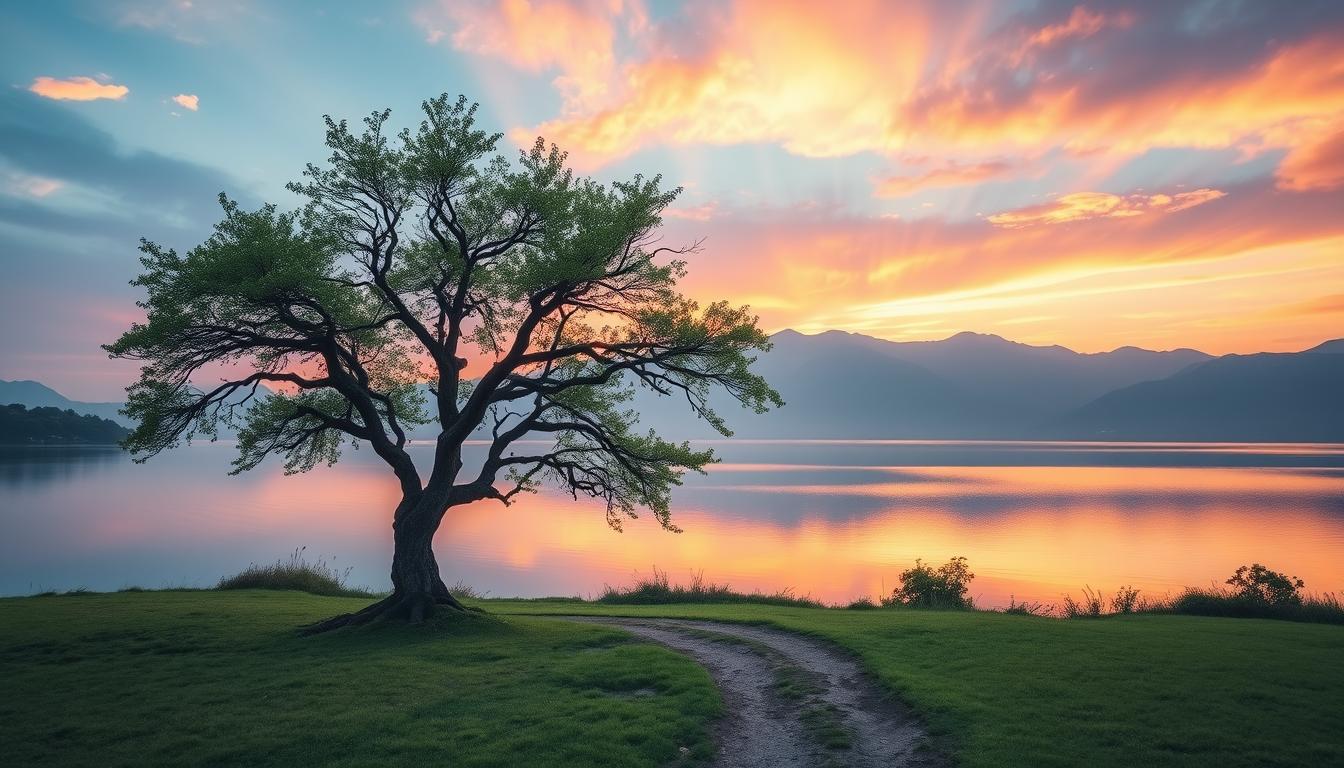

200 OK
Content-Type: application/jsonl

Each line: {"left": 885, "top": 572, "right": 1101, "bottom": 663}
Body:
{"left": 559, "top": 617, "right": 940, "bottom": 768}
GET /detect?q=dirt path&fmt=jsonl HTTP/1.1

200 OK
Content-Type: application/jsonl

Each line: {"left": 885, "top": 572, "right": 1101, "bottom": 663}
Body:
{"left": 560, "top": 617, "right": 940, "bottom": 768}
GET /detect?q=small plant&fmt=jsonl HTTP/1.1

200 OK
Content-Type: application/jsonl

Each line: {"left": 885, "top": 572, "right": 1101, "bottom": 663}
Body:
{"left": 1061, "top": 585, "right": 1105, "bottom": 618}
{"left": 883, "top": 556, "right": 975, "bottom": 609}
{"left": 1003, "top": 596, "right": 1052, "bottom": 616}
{"left": 845, "top": 597, "right": 879, "bottom": 610}
{"left": 448, "top": 581, "right": 488, "bottom": 600}
{"left": 1111, "top": 585, "right": 1141, "bottom": 614}
{"left": 1226, "top": 563, "right": 1304, "bottom": 606}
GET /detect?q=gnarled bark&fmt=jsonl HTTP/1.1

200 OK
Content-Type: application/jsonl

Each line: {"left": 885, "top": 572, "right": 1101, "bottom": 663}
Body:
{"left": 301, "top": 498, "right": 466, "bottom": 635}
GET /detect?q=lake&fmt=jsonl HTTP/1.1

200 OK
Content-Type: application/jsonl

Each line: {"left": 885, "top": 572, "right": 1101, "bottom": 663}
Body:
{"left": 3, "top": 440, "right": 1343, "bottom": 607}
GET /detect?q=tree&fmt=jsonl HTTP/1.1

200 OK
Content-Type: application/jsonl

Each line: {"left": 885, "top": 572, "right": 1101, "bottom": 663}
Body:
{"left": 106, "top": 95, "right": 781, "bottom": 631}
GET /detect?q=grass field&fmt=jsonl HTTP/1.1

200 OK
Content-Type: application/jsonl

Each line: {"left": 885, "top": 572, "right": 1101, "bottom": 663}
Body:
{"left": 0, "top": 591, "right": 718, "bottom": 767}
{"left": 4, "top": 591, "right": 1342, "bottom": 767}
{"left": 487, "top": 601, "right": 1344, "bottom": 768}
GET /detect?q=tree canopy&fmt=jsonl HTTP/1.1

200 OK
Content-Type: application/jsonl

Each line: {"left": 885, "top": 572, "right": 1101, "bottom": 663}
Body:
{"left": 106, "top": 94, "right": 780, "bottom": 625}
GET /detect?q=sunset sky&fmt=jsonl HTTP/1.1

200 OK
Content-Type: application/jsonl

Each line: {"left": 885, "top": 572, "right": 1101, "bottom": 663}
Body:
{"left": 2, "top": 0, "right": 1343, "bottom": 400}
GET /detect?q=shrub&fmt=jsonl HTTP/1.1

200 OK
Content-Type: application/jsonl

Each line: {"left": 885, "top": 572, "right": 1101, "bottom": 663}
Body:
{"left": 1111, "top": 585, "right": 1141, "bottom": 614}
{"left": 1061, "top": 586, "right": 1105, "bottom": 618}
{"left": 1003, "top": 596, "right": 1052, "bottom": 616}
{"left": 883, "top": 556, "right": 975, "bottom": 609}
{"left": 448, "top": 581, "right": 488, "bottom": 600}
{"left": 845, "top": 597, "right": 879, "bottom": 610}
{"left": 1226, "top": 563, "right": 1304, "bottom": 606}
{"left": 217, "top": 547, "right": 377, "bottom": 598}
{"left": 597, "top": 567, "right": 823, "bottom": 608}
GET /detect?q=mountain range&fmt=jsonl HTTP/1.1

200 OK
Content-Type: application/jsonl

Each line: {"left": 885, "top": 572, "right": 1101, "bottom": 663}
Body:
{"left": 3, "top": 331, "right": 1341, "bottom": 442}
{"left": 625, "top": 330, "right": 1342, "bottom": 441}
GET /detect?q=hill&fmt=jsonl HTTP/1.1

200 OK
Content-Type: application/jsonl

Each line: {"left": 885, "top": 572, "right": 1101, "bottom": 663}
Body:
{"left": 0, "top": 379, "right": 126, "bottom": 425}
{"left": 0, "top": 403, "right": 131, "bottom": 445}
{"left": 628, "top": 329, "right": 1216, "bottom": 439}
{"left": 1055, "top": 350, "right": 1344, "bottom": 441}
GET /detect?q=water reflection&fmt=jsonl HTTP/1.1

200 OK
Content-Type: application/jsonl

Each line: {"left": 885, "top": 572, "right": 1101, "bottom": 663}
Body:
{"left": 1, "top": 441, "right": 1342, "bottom": 606}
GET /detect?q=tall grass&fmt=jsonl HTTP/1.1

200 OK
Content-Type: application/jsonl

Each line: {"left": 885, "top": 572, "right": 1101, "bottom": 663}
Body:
{"left": 1161, "top": 587, "right": 1344, "bottom": 624}
{"left": 1053, "top": 584, "right": 1344, "bottom": 624}
{"left": 217, "top": 548, "right": 379, "bottom": 598}
{"left": 596, "top": 567, "right": 823, "bottom": 608}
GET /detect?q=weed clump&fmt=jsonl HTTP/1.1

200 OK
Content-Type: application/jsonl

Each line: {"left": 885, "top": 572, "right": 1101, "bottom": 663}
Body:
{"left": 597, "top": 567, "right": 822, "bottom": 608}
{"left": 217, "top": 547, "right": 377, "bottom": 598}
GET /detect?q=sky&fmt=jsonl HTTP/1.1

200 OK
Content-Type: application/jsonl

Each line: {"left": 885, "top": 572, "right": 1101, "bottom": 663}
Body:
{"left": 2, "top": 0, "right": 1343, "bottom": 400}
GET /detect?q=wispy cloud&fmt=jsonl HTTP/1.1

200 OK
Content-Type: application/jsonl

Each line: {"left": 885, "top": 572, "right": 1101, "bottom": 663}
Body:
{"left": 172, "top": 93, "right": 200, "bottom": 111}
{"left": 874, "top": 160, "right": 1016, "bottom": 197}
{"left": 4, "top": 172, "right": 63, "bottom": 198}
{"left": 986, "top": 188, "right": 1226, "bottom": 228}
{"left": 28, "top": 76, "right": 129, "bottom": 102}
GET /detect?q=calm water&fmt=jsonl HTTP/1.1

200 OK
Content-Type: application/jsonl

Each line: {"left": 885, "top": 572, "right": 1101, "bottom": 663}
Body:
{"left": 3, "top": 441, "right": 1343, "bottom": 607}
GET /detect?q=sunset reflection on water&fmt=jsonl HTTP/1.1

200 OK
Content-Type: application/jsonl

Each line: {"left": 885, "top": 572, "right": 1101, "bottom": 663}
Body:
{"left": 2, "top": 442, "right": 1342, "bottom": 607}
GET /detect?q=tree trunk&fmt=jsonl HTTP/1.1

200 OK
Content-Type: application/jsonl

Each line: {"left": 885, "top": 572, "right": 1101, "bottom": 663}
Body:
{"left": 300, "top": 496, "right": 467, "bottom": 635}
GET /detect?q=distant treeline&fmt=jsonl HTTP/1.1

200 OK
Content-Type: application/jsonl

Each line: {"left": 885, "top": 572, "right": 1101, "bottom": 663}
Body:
{"left": 0, "top": 403, "right": 130, "bottom": 445}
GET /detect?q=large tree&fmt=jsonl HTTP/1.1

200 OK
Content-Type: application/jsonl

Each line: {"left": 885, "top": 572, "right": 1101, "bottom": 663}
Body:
{"left": 106, "top": 95, "right": 780, "bottom": 631}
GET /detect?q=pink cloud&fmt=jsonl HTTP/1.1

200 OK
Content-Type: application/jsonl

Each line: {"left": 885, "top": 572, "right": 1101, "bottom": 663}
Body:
{"left": 874, "top": 160, "right": 1016, "bottom": 197}
{"left": 1277, "top": 127, "right": 1344, "bottom": 191}
{"left": 172, "top": 93, "right": 200, "bottom": 111}
{"left": 29, "top": 76, "right": 129, "bottom": 101}
{"left": 987, "top": 188, "right": 1226, "bottom": 228}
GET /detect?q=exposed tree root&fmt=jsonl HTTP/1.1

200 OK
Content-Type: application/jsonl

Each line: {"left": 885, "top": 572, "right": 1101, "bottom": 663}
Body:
{"left": 300, "top": 585, "right": 471, "bottom": 635}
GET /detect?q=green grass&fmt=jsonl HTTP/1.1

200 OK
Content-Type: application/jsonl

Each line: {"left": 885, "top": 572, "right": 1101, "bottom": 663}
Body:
{"left": 6, "top": 591, "right": 1342, "bottom": 767}
{"left": 0, "top": 591, "right": 719, "bottom": 767}
{"left": 487, "top": 600, "right": 1344, "bottom": 768}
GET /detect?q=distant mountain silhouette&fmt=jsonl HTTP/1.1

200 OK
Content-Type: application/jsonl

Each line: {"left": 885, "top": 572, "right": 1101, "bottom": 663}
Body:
{"left": 808, "top": 330, "right": 1212, "bottom": 415}
{"left": 6, "top": 333, "right": 1342, "bottom": 442}
{"left": 1054, "top": 350, "right": 1344, "bottom": 441}
{"left": 1304, "top": 338, "right": 1344, "bottom": 354}
{"left": 630, "top": 330, "right": 1225, "bottom": 439}
{"left": 0, "top": 380, "right": 125, "bottom": 425}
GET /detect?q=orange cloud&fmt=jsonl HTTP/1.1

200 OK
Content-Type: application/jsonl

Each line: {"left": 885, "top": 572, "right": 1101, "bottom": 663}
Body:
{"left": 432, "top": 0, "right": 1344, "bottom": 195}
{"left": 659, "top": 178, "right": 1344, "bottom": 353}
{"left": 1021, "top": 6, "right": 1132, "bottom": 52}
{"left": 986, "top": 188, "right": 1225, "bottom": 228}
{"left": 416, "top": 0, "right": 635, "bottom": 109}
{"left": 1277, "top": 126, "right": 1344, "bottom": 191}
{"left": 874, "top": 160, "right": 1015, "bottom": 197}
{"left": 172, "top": 93, "right": 199, "bottom": 111}
{"left": 28, "top": 76, "right": 129, "bottom": 101}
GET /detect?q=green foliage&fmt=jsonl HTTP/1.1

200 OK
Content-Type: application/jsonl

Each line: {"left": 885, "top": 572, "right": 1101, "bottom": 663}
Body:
{"left": 884, "top": 556, "right": 975, "bottom": 609}
{"left": 105, "top": 91, "right": 779, "bottom": 539}
{"left": 0, "top": 404, "right": 129, "bottom": 445}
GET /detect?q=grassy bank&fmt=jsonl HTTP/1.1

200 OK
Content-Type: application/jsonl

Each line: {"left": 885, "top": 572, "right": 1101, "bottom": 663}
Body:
{"left": 0, "top": 591, "right": 718, "bottom": 767}
{"left": 4, "top": 591, "right": 1342, "bottom": 767}
{"left": 490, "top": 600, "right": 1344, "bottom": 768}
